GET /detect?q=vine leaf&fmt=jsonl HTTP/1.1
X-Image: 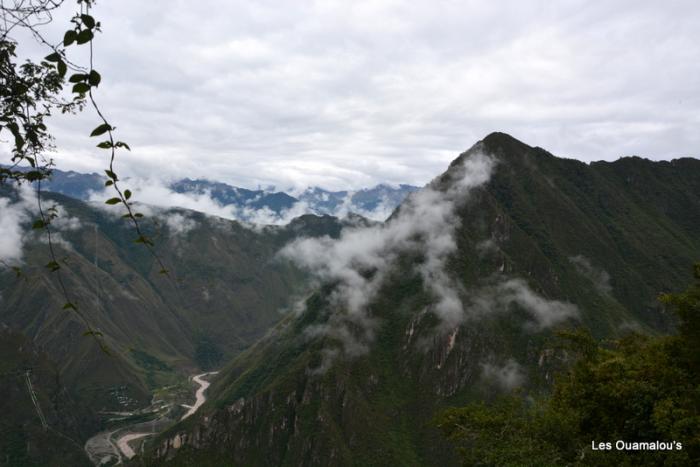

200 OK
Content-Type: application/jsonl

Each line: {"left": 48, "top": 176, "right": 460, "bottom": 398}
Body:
{"left": 83, "top": 330, "right": 103, "bottom": 337}
{"left": 57, "top": 61, "right": 67, "bottom": 78}
{"left": 81, "top": 14, "right": 96, "bottom": 29}
{"left": 69, "top": 73, "right": 87, "bottom": 83}
{"left": 76, "top": 29, "right": 94, "bottom": 44}
{"left": 88, "top": 70, "right": 101, "bottom": 86}
{"left": 64, "top": 30, "right": 78, "bottom": 46}
{"left": 72, "top": 82, "right": 90, "bottom": 93}
{"left": 90, "top": 123, "right": 112, "bottom": 137}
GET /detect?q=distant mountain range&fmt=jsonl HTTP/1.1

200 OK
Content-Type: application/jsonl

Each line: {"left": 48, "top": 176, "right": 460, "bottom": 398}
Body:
{"left": 28, "top": 168, "right": 419, "bottom": 222}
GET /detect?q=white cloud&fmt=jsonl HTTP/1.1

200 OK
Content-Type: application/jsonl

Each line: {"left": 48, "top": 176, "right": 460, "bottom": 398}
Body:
{"left": 468, "top": 278, "right": 579, "bottom": 330}
{"left": 325, "top": 192, "right": 398, "bottom": 222}
{"left": 3, "top": 0, "right": 697, "bottom": 192}
{"left": 0, "top": 186, "right": 81, "bottom": 265}
{"left": 481, "top": 359, "right": 525, "bottom": 390}
{"left": 164, "top": 212, "right": 197, "bottom": 236}
{"left": 0, "top": 185, "right": 35, "bottom": 265}
{"left": 88, "top": 178, "right": 238, "bottom": 220}
{"left": 281, "top": 152, "right": 495, "bottom": 365}
{"left": 569, "top": 255, "right": 612, "bottom": 295}
{"left": 87, "top": 176, "right": 405, "bottom": 226}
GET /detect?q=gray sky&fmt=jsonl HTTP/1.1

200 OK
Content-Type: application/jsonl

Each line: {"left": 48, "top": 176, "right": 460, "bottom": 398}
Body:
{"left": 12, "top": 0, "right": 700, "bottom": 190}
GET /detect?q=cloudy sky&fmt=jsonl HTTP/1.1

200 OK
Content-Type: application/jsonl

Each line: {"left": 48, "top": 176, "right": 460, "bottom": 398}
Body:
{"left": 8, "top": 0, "right": 700, "bottom": 190}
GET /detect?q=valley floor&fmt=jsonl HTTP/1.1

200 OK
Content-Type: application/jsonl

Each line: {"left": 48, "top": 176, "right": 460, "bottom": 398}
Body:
{"left": 84, "top": 372, "right": 218, "bottom": 466}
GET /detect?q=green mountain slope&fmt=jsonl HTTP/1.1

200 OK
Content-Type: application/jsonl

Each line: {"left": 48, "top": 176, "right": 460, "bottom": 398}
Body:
{"left": 0, "top": 326, "right": 94, "bottom": 466}
{"left": 0, "top": 191, "right": 347, "bottom": 414}
{"left": 144, "top": 133, "right": 700, "bottom": 466}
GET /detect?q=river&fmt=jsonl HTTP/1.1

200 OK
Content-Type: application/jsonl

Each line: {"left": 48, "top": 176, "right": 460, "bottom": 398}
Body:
{"left": 84, "top": 371, "right": 218, "bottom": 465}
{"left": 181, "top": 371, "right": 219, "bottom": 420}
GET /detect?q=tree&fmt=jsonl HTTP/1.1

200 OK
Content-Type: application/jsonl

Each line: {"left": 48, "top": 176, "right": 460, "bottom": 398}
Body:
{"left": 437, "top": 264, "right": 700, "bottom": 466}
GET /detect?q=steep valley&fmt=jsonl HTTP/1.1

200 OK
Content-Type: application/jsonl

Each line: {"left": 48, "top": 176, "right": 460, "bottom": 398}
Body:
{"left": 0, "top": 190, "right": 349, "bottom": 465}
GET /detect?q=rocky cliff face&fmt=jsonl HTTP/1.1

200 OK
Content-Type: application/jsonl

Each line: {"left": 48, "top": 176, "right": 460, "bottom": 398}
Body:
{"left": 143, "top": 133, "right": 700, "bottom": 466}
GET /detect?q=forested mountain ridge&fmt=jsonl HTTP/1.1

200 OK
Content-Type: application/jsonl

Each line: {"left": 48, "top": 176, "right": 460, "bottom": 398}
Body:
{"left": 143, "top": 133, "right": 700, "bottom": 466}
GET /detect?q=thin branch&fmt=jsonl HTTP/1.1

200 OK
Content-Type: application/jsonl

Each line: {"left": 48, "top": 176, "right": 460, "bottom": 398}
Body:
{"left": 85, "top": 1, "right": 170, "bottom": 277}
{"left": 36, "top": 178, "right": 109, "bottom": 353}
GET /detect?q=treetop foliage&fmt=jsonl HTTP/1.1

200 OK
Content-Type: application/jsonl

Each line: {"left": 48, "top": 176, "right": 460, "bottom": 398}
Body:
{"left": 438, "top": 263, "right": 700, "bottom": 466}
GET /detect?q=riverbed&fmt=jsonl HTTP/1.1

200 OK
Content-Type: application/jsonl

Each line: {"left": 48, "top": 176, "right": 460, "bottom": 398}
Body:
{"left": 84, "top": 371, "right": 218, "bottom": 465}
{"left": 181, "top": 371, "right": 219, "bottom": 420}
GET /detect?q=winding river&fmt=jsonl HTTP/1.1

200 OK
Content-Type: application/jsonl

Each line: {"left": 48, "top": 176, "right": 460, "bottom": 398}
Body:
{"left": 181, "top": 371, "right": 219, "bottom": 421}
{"left": 84, "top": 371, "right": 219, "bottom": 465}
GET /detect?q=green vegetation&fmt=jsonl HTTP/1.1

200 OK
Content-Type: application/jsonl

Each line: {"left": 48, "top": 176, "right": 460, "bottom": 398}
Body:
{"left": 0, "top": 329, "right": 93, "bottom": 466}
{"left": 437, "top": 264, "right": 700, "bottom": 466}
{"left": 194, "top": 337, "right": 224, "bottom": 371}
{"left": 131, "top": 349, "right": 171, "bottom": 372}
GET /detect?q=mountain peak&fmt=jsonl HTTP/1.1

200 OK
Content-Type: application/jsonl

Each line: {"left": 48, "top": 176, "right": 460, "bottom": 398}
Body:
{"left": 447, "top": 132, "right": 533, "bottom": 172}
{"left": 480, "top": 132, "right": 534, "bottom": 155}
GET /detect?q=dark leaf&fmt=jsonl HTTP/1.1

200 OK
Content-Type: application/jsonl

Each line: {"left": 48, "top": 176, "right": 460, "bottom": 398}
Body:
{"left": 91, "top": 123, "right": 112, "bottom": 137}
{"left": 25, "top": 171, "right": 45, "bottom": 182}
{"left": 83, "top": 330, "right": 104, "bottom": 337}
{"left": 72, "top": 82, "right": 90, "bottom": 93}
{"left": 81, "top": 14, "right": 96, "bottom": 29}
{"left": 104, "top": 169, "right": 117, "bottom": 180}
{"left": 64, "top": 30, "right": 78, "bottom": 46}
{"left": 57, "top": 60, "right": 67, "bottom": 78}
{"left": 115, "top": 141, "right": 131, "bottom": 151}
{"left": 134, "top": 235, "right": 153, "bottom": 246}
{"left": 104, "top": 180, "right": 114, "bottom": 186}
{"left": 69, "top": 73, "right": 87, "bottom": 83}
{"left": 105, "top": 197, "right": 121, "bottom": 205}
{"left": 76, "top": 29, "right": 94, "bottom": 44}
{"left": 44, "top": 52, "right": 61, "bottom": 62}
{"left": 32, "top": 219, "right": 46, "bottom": 229}
{"left": 96, "top": 141, "right": 112, "bottom": 149}
{"left": 124, "top": 189, "right": 132, "bottom": 200}
{"left": 88, "top": 69, "right": 101, "bottom": 86}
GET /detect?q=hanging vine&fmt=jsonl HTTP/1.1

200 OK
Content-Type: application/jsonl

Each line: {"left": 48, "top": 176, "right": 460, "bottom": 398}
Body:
{"left": 0, "top": 0, "right": 168, "bottom": 349}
